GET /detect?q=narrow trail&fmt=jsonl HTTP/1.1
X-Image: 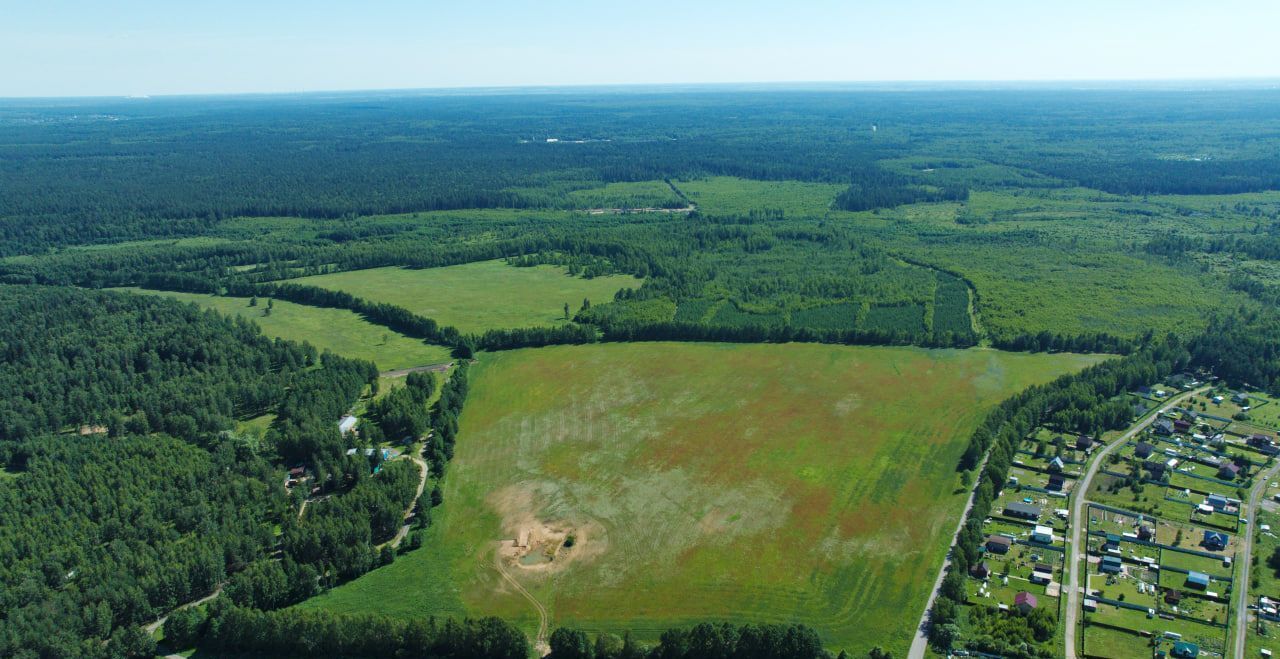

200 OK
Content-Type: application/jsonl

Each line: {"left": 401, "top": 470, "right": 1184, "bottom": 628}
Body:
{"left": 380, "top": 362, "right": 453, "bottom": 378}
{"left": 494, "top": 547, "right": 549, "bottom": 656}
{"left": 143, "top": 585, "right": 223, "bottom": 635}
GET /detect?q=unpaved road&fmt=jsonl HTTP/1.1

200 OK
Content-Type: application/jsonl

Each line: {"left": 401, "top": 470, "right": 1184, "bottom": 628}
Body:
{"left": 1064, "top": 387, "right": 1207, "bottom": 659}
{"left": 907, "top": 453, "right": 991, "bottom": 659}
{"left": 1233, "top": 458, "right": 1280, "bottom": 658}
{"left": 144, "top": 585, "right": 223, "bottom": 635}
{"left": 380, "top": 362, "right": 453, "bottom": 378}
{"left": 585, "top": 204, "right": 695, "bottom": 215}
{"left": 379, "top": 455, "right": 430, "bottom": 550}
{"left": 495, "top": 547, "right": 550, "bottom": 656}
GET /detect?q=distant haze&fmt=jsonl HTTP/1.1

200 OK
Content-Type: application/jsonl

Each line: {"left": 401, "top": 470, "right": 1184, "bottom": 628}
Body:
{"left": 3, "top": 0, "right": 1279, "bottom": 97}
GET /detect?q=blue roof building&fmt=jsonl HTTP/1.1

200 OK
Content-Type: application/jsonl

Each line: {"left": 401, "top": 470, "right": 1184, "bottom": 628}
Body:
{"left": 1186, "top": 571, "right": 1210, "bottom": 589}
{"left": 1171, "top": 641, "right": 1200, "bottom": 659}
{"left": 1203, "top": 530, "right": 1229, "bottom": 551}
{"left": 1100, "top": 556, "right": 1123, "bottom": 574}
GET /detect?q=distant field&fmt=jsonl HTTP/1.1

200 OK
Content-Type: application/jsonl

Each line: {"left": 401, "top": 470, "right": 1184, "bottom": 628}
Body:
{"left": 118, "top": 288, "right": 452, "bottom": 371}
{"left": 290, "top": 260, "right": 642, "bottom": 333}
{"left": 674, "top": 177, "right": 844, "bottom": 216}
{"left": 301, "top": 342, "right": 1104, "bottom": 655}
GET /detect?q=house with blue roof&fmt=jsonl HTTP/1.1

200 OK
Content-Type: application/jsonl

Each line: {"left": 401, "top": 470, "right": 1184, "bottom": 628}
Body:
{"left": 1186, "top": 571, "right": 1210, "bottom": 589}
{"left": 1203, "top": 530, "right": 1229, "bottom": 551}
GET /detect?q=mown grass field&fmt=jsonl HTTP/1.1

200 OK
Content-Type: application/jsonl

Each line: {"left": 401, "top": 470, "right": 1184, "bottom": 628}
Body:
{"left": 290, "top": 260, "right": 642, "bottom": 334}
{"left": 118, "top": 288, "right": 452, "bottom": 371}
{"left": 301, "top": 342, "right": 1105, "bottom": 655}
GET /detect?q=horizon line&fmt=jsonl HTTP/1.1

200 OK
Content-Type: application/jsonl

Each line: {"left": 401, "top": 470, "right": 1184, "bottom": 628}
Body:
{"left": 3, "top": 76, "right": 1280, "bottom": 101}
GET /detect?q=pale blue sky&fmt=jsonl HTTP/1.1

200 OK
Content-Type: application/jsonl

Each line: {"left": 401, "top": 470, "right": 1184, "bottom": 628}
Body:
{"left": 2, "top": 0, "right": 1278, "bottom": 97}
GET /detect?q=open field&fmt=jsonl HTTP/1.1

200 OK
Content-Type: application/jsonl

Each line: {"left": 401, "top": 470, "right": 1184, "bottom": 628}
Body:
{"left": 290, "top": 260, "right": 642, "bottom": 334}
{"left": 674, "top": 177, "right": 845, "bottom": 216}
{"left": 118, "top": 288, "right": 452, "bottom": 371}
{"left": 300, "top": 342, "right": 1105, "bottom": 655}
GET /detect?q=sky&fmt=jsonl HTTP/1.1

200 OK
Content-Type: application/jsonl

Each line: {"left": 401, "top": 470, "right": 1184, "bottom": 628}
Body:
{"left": 2, "top": 0, "right": 1279, "bottom": 97}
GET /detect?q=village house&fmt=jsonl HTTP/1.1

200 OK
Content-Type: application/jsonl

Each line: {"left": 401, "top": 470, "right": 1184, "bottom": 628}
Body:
{"left": 1134, "top": 441, "right": 1154, "bottom": 459}
{"left": 1153, "top": 418, "right": 1175, "bottom": 436}
{"left": 1218, "top": 462, "right": 1241, "bottom": 480}
{"left": 1203, "top": 530, "right": 1229, "bottom": 551}
{"left": 1013, "top": 591, "right": 1038, "bottom": 614}
{"left": 1250, "top": 433, "right": 1280, "bottom": 455}
{"left": 985, "top": 535, "right": 1013, "bottom": 554}
{"left": 338, "top": 415, "right": 358, "bottom": 434}
{"left": 1004, "top": 501, "right": 1041, "bottom": 521}
{"left": 1186, "top": 571, "right": 1210, "bottom": 590}
{"left": 1099, "top": 555, "right": 1123, "bottom": 574}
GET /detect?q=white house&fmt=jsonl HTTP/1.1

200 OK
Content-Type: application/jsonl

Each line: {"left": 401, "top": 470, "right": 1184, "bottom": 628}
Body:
{"left": 338, "top": 415, "right": 358, "bottom": 434}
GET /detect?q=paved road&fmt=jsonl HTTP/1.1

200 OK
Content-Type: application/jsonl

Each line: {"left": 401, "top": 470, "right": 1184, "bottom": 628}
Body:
{"left": 1064, "top": 387, "right": 1207, "bottom": 659}
{"left": 1232, "top": 457, "right": 1280, "bottom": 658}
{"left": 907, "top": 453, "right": 992, "bottom": 659}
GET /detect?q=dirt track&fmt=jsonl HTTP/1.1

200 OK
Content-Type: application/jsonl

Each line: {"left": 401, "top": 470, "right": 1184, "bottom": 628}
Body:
{"left": 494, "top": 545, "right": 550, "bottom": 656}
{"left": 380, "top": 362, "right": 453, "bottom": 378}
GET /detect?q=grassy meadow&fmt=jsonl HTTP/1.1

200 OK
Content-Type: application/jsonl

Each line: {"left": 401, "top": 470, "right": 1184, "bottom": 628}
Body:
{"left": 290, "top": 260, "right": 642, "bottom": 334}
{"left": 118, "top": 288, "right": 452, "bottom": 371}
{"left": 301, "top": 342, "right": 1105, "bottom": 655}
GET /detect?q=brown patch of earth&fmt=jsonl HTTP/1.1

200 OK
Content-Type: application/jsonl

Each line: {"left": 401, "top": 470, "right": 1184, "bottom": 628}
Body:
{"left": 490, "top": 483, "right": 607, "bottom": 575}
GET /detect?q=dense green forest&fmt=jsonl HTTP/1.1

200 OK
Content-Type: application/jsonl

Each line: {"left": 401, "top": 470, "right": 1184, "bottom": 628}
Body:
{"left": 4, "top": 87, "right": 1280, "bottom": 656}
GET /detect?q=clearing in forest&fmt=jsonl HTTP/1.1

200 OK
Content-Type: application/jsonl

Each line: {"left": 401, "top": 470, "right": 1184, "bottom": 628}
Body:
{"left": 289, "top": 260, "right": 642, "bottom": 334}
{"left": 301, "top": 342, "right": 1104, "bottom": 655}
{"left": 118, "top": 288, "right": 452, "bottom": 371}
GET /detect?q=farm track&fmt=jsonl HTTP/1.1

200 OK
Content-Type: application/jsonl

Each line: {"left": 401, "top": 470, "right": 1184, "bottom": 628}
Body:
{"left": 494, "top": 547, "right": 549, "bottom": 656}
{"left": 380, "top": 362, "right": 453, "bottom": 378}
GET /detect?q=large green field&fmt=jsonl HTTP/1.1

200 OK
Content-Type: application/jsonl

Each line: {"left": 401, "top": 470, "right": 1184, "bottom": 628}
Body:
{"left": 118, "top": 288, "right": 452, "bottom": 371}
{"left": 289, "top": 260, "right": 643, "bottom": 334}
{"left": 301, "top": 342, "right": 1105, "bottom": 655}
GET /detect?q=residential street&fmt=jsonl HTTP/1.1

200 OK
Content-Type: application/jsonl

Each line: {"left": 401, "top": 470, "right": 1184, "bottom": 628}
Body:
{"left": 1063, "top": 387, "right": 1207, "bottom": 659}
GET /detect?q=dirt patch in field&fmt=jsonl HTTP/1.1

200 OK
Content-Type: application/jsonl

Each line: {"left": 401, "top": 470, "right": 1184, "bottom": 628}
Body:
{"left": 491, "top": 482, "right": 607, "bottom": 574}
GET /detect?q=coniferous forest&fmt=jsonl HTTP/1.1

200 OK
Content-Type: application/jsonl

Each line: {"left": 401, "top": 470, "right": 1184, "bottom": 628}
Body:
{"left": 4, "top": 87, "right": 1280, "bottom": 658}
